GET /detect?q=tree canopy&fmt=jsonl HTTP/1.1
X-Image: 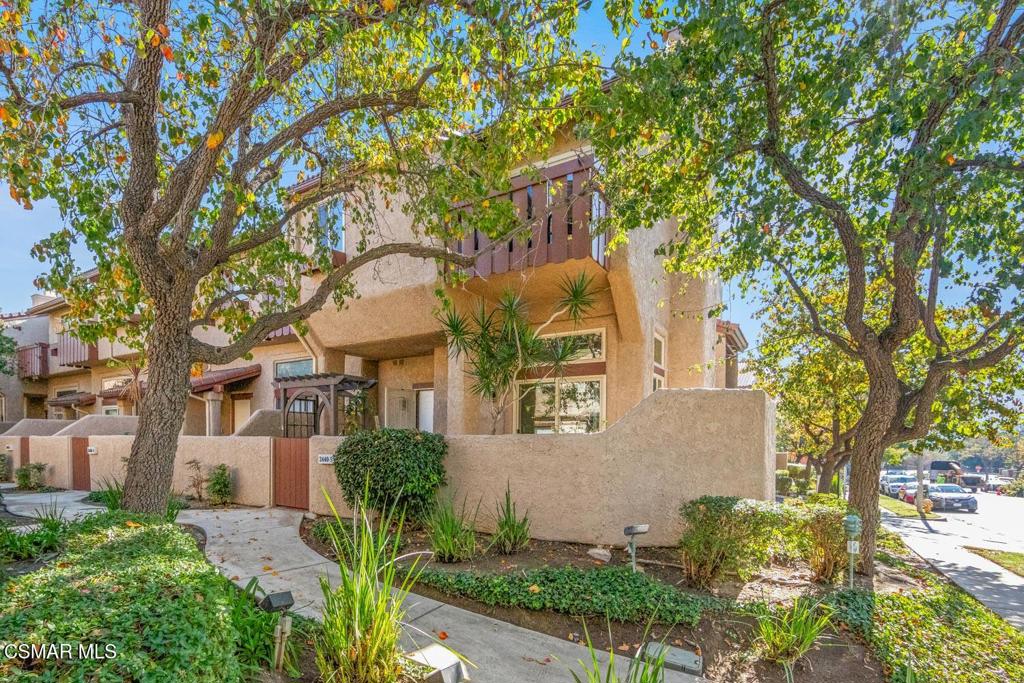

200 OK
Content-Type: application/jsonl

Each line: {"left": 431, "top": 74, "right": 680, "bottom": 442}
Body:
{"left": 0, "top": 0, "right": 598, "bottom": 511}
{"left": 587, "top": 0, "right": 1023, "bottom": 567}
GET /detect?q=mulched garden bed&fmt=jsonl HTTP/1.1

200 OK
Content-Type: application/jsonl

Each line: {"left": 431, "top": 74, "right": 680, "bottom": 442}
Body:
{"left": 299, "top": 517, "right": 893, "bottom": 682}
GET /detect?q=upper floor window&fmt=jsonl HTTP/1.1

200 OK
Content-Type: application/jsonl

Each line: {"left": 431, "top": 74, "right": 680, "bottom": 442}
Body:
{"left": 317, "top": 200, "right": 345, "bottom": 253}
{"left": 275, "top": 358, "right": 314, "bottom": 379}
{"left": 652, "top": 333, "right": 666, "bottom": 392}
{"left": 540, "top": 329, "right": 604, "bottom": 363}
{"left": 101, "top": 376, "right": 132, "bottom": 392}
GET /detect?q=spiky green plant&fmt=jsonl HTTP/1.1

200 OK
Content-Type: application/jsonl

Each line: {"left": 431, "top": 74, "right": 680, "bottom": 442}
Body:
{"left": 489, "top": 482, "right": 530, "bottom": 554}
{"left": 314, "top": 490, "right": 441, "bottom": 683}
{"left": 427, "top": 495, "right": 478, "bottom": 563}
{"left": 755, "top": 598, "right": 834, "bottom": 683}
{"left": 570, "top": 621, "right": 668, "bottom": 683}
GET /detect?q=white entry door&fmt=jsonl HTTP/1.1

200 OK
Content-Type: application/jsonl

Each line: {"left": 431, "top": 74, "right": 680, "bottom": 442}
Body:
{"left": 416, "top": 389, "right": 434, "bottom": 432}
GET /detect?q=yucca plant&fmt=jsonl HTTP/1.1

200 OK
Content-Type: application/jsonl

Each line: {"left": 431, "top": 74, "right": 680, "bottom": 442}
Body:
{"left": 570, "top": 621, "right": 668, "bottom": 683}
{"left": 754, "top": 598, "right": 834, "bottom": 683}
{"left": 489, "top": 482, "right": 530, "bottom": 555}
{"left": 315, "top": 490, "right": 436, "bottom": 683}
{"left": 427, "top": 495, "right": 477, "bottom": 563}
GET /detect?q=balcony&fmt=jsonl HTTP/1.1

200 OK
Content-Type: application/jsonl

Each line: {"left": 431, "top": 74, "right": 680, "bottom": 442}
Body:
{"left": 17, "top": 343, "right": 49, "bottom": 379}
{"left": 57, "top": 332, "right": 99, "bottom": 368}
{"left": 451, "top": 156, "right": 608, "bottom": 278}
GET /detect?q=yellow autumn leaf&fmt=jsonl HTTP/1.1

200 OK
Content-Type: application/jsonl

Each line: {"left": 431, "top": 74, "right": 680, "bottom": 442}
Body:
{"left": 460, "top": 71, "right": 470, "bottom": 87}
{"left": 527, "top": 584, "right": 541, "bottom": 594}
{"left": 125, "top": 520, "right": 142, "bottom": 528}
{"left": 206, "top": 130, "right": 225, "bottom": 149}
{"left": 382, "top": 0, "right": 397, "bottom": 11}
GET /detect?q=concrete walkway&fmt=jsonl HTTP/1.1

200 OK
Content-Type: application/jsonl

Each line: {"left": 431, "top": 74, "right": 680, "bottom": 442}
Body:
{"left": 3, "top": 488, "right": 703, "bottom": 682}
{"left": 883, "top": 505, "right": 1024, "bottom": 631}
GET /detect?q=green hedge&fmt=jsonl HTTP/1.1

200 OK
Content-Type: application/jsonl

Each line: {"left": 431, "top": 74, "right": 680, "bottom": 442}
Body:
{"left": 334, "top": 428, "right": 447, "bottom": 519}
{"left": 678, "top": 496, "right": 783, "bottom": 587}
{"left": 416, "top": 566, "right": 725, "bottom": 627}
{"left": 0, "top": 512, "right": 245, "bottom": 681}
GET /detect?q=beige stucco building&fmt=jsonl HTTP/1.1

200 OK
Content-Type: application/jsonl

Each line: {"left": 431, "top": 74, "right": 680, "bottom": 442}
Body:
{"left": 5, "top": 136, "right": 747, "bottom": 441}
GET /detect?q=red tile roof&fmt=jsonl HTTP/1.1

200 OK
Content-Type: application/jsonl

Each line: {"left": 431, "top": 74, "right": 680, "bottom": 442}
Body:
{"left": 189, "top": 364, "right": 262, "bottom": 393}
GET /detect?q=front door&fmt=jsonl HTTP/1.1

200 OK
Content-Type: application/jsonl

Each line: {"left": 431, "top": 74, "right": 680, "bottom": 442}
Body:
{"left": 416, "top": 389, "right": 434, "bottom": 432}
{"left": 71, "top": 437, "right": 90, "bottom": 491}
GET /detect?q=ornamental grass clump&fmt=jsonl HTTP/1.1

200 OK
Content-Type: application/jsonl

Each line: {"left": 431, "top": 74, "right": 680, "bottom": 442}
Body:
{"left": 428, "top": 494, "right": 478, "bottom": 563}
{"left": 315, "top": 491, "right": 437, "bottom": 683}
{"left": 755, "top": 598, "right": 834, "bottom": 683}
{"left": 489, "top": 482, "right": 530, "bottom": 554}
{"left": 678, "top": 496, "right": 781, "bottom": 588}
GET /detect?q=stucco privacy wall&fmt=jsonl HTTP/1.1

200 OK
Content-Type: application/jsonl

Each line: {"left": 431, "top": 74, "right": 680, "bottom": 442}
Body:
{"left": 86, "top": 436, "right": 274, "bottom": 507}
{"left": 308, "top": 389, "right": 774, "bottom": 546}
{"left": 308, "top": 435, "right": 355, "bottom": 517}
{"left": 2, "top": 419, "right": 76, "bottom": 436}
{"left": 54, "top": 415, "right": 138, "bottom": 436}
{"left": 27, "top": 436, "right": 73, "bottom": 489}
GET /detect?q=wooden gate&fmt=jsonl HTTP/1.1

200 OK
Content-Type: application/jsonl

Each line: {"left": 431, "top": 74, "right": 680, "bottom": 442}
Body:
{"left": 19, "top": 436, "right": 29, "bottom": 467}
{"left": 71, "top": 437, "right": 90, "bottom": 491}
{"left": 273, "top": 437, "right": 309, "bottom": 510}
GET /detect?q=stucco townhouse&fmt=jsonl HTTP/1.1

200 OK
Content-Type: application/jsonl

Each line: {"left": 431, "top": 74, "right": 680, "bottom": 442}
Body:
{"left": 5, "top": 130, "right": 748, "bottom": 439}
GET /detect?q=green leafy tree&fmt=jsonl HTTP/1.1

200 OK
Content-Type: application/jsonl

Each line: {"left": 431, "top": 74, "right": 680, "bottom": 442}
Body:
{"left": 754, "top": 282, "right": 1024, "bottom": 493}
{"left": 0, "top": 323, "right": 15, "bottom": 376}
{"left": 0, "top": 0, "right": 596, "bottom": 512}
{"left": 439, "top": 273, "right": 596, "bottom": 434}
{"left": 588, "top": 0, "right": 1024, "bottom": 568}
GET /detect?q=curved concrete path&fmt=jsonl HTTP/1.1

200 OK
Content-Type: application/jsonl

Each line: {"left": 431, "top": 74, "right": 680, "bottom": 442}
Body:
{"left": 3, "top": 487, "right": 702, "bottom": 682}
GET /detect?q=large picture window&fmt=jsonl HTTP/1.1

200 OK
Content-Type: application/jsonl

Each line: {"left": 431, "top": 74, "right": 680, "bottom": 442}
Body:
{"left": 516, "top": 376, "right": 604, "bottom": 434}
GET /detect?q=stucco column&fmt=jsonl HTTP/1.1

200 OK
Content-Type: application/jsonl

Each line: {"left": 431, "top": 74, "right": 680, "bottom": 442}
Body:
{"left": 203, "top": 391, "right": 223, "bottom": 436}
{"left": 432, "top": 346, "right": 449, "bottom": 434}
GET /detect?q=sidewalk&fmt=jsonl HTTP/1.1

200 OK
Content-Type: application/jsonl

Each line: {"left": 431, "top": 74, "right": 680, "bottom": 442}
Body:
{"left": 4, "top": 488, "right": 703, "bottom": 682}
{"left": 882, "top": 510, "right": 1024, "bottom": 630}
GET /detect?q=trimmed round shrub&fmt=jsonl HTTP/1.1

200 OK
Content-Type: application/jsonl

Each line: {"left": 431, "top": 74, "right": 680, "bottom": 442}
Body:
{"left": 334, "top": 428, "right": 447, "bottom": 519}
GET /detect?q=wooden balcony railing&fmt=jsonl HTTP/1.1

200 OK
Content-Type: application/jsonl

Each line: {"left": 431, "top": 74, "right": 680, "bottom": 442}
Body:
{"left": 16, "top": 343, "right": 49, "bottom": 379}
{"left": 451, "top": 156, "right": 608, "bottom": 278}
{"left": 57, "top": 332, "right": 99, "bottom": 368}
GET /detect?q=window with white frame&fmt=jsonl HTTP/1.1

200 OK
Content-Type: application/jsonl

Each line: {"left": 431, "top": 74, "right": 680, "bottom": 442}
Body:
{"left": 516, "top": 376, "right": 604, "bottom": 434}
{"left": 652, "top": 332, "right": 666, "bottom": 392}
{"left": 316, "top": 200, "right": 345, "bottom": 252}
{"left": 102, "top": 405, "right": 120, "bottom": 416}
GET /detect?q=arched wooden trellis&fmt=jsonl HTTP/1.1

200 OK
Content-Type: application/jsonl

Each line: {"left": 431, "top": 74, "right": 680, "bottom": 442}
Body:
{"left": 274, "top": 373, "right": 378, "bottom": 437}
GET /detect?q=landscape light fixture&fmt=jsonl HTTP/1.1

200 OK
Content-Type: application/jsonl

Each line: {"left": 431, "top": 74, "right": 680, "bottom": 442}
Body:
{"left": 259, "top": 591, "right": 295, "bottom": 672}
{"left": 623, "top": 524, "right": 649, "bottom": 573}
{"left": 843, "top": 513, "right": 863, "bottom": 589}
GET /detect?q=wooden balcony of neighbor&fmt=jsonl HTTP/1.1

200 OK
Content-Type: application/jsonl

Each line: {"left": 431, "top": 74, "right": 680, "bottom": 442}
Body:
{"left": 451, "top": 156, "right": 608, "bottom": 278}
{"left": 17, "top": 343, "right": 49, "bottom": 379}
{"left": 57, "top": 332, "right": 99, "bottom": 368}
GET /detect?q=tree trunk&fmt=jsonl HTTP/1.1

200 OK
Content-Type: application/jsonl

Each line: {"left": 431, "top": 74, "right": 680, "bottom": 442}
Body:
{"left": 122, "top": 314, "right": 193, "bottom": 514}
{"left": 816, "top": 458, "right": 836, "bottom": 494}
{"left": 847, "top": 415, "right": 891, "bottom": 575}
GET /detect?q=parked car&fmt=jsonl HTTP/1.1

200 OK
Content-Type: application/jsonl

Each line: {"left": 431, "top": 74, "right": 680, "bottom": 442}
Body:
{"left": 984, "top": 476, "right": 1013, "bottom": 492}
{"left": 901, "top": 484, "right": 920, "bottom": 504}
{"left": 927, "top": 484, "right": 978, "bottom": 512}
{"left": 882, "top": 475, "right": 917, "bottom": 497}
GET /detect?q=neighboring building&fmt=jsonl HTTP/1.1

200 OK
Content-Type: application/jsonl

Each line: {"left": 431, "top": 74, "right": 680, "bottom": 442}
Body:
{"left": 1, "top": 300, "right": 51, "bottom": 423}
{"left": 9, "top": 290, "right": 313, "bottom": 435}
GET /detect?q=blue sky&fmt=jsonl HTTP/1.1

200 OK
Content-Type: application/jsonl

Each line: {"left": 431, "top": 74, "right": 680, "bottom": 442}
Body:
{"left": 0, "top": 5, "right": 762, "bottom": 342}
